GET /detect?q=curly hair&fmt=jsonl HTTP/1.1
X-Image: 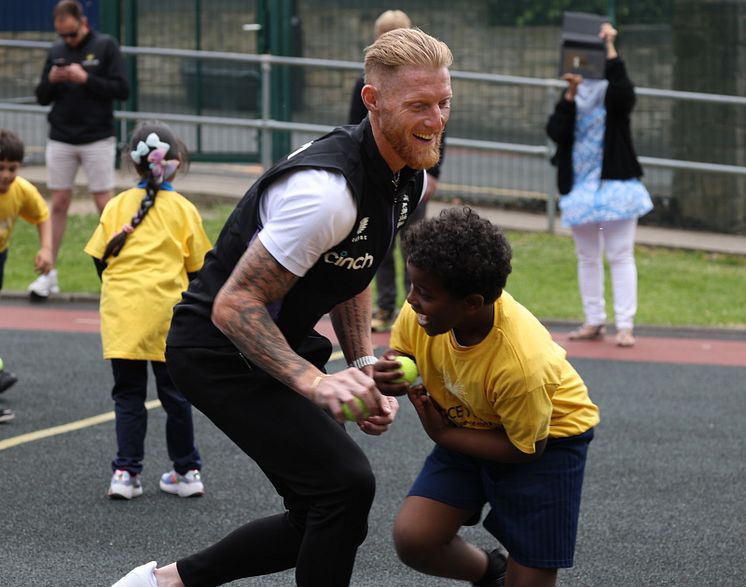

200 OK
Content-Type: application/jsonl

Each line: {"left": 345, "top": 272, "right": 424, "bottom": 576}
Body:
{"left": 402, "top": 207, "right": 512, "bottom": 303}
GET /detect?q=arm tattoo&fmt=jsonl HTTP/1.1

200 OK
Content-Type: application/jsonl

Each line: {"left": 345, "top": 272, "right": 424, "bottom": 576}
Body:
{"left": 330, "top": 287, "right": 374, "bottom": 364}
{"left": 214, "top": 238, "right": 313, "bottom": 389}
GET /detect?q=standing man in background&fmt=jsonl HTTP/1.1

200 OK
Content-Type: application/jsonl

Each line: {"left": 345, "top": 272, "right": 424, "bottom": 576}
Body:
{"left": 348, "top": 9, "right": 447, "bottom": 333}
{"left": 31, "top": 0, "right": 129, "bottom": 299}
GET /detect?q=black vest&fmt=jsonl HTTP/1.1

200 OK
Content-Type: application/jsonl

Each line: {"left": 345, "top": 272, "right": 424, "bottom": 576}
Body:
{"left": 168, "top": 119, "right": 424, "bottom": 354}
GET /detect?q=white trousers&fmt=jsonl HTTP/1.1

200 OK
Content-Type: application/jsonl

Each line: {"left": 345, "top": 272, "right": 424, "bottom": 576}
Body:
{"left": 570, "top": 218, "right": 638, "bottom": 330}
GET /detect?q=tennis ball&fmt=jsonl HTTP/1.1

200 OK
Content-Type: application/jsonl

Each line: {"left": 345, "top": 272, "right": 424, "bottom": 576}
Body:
{"left": 341, "top": 397, "right": 369, "bottom": 421}
{"left": 0, "top": 357, "right": 4, "bottom": 370}
{"left": 393, "top": 355, "right": 418, "bottom": 385}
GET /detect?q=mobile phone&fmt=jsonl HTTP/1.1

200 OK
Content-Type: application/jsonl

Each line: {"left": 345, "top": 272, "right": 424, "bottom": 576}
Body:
{"left": 53, "top": 57, "right": 68, "bottom": 67}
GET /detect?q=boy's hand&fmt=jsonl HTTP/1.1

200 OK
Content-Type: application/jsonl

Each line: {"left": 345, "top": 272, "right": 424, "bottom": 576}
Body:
{"left": 372, "top": 352, "right": 414, "bottom": 396}
{"left": 407, "top": 385, "right": 451, "bottom": 441}
{"left": 34, "top": 248, "right": 53, "bottom": 274}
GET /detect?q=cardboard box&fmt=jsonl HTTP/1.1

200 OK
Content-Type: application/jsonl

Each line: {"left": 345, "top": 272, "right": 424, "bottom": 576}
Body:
{"left": 559, "top": 12, "right": 607, "bottom": 79}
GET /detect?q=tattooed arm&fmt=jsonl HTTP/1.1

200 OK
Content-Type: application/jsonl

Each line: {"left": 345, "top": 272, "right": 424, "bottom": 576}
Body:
{"left": 329, "top": 286, "right": 374, "bottom": 374}
{"left": 212, "top": 237, "right": 390, "bottom": 424}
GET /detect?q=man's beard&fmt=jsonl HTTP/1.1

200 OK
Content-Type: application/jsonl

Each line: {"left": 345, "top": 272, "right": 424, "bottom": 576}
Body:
{"left": 380, "top": 116, "right": 442, "bottom": 170}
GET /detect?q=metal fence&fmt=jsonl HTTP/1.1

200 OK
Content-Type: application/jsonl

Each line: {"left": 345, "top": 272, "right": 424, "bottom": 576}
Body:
{"left": 1, "top": 0, "right": 746, "bottom": 234}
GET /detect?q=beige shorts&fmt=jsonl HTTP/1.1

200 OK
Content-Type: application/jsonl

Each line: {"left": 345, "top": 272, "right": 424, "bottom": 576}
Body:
{"left": 46, "top": 137, "right": 116, "bottom": 193}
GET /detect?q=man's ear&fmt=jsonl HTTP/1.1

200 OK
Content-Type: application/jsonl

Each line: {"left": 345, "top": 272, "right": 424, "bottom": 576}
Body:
{"left": 361, "top": 84, "right": 379, "bottom": 113}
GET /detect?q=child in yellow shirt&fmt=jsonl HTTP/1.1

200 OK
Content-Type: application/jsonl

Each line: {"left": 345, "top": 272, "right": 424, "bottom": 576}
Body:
{"left": 0, "top": 128, "right": 53, "bottom": 420}
{"left": 375, "top": 208, "right": 600, "bottom": 587}
{"left": 85, "top": 122, "right": 211, "bottom": 499}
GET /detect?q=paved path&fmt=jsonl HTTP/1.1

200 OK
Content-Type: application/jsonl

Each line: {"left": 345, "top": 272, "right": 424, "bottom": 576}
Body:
{"left": 2, "top": 301, "right": 745, "bottom": 367}
{"left": 2, "top": 299, "right": 745, "bottom": 586}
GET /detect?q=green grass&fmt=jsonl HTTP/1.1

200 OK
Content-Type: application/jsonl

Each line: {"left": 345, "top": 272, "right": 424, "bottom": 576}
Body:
{"left": 4, "top": 204, "right": 746, "bottom": 329}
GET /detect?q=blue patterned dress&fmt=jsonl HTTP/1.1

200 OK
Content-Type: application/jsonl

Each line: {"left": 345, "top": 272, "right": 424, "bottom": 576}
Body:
{"left": 559, "top": 104, "right": 653, "bottom": 227}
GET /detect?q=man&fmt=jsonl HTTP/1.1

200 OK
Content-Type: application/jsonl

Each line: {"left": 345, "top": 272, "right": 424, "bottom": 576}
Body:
{"left": 111, "top": 27, "right": 452, "bottom": 587}
{"left": 348, "top": 9, "right": 447, "bottom": 333}
{"left": 31, "top": 0, "right": 129, "bottom": 299}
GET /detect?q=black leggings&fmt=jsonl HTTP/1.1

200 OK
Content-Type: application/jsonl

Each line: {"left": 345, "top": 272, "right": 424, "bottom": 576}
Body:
{"left": 166, "top": 345, "right": 376, "bottom": 587}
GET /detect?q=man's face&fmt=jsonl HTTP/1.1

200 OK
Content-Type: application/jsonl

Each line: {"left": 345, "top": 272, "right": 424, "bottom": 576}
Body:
{"left": 374, "top": 65, "right": 451, "bottom": 171}
{"left": 55, "top": 15, "right": 86, "bottom": 48}
{"left": 0, "top": 160, "right": 20, "bottom": 194}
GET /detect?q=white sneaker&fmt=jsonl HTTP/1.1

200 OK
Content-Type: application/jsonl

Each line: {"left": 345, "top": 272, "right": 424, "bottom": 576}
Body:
{"left": 107, "top": 470, "right": 143, "bottom": 500}
{"left": 111, "top": 561, "right": 157, "bottom": 587}
{"left": 159, "top": 469, "right": 204, "bottom": 497}
{"left": 27, "top": 269, "right": 60, "bottom": 300}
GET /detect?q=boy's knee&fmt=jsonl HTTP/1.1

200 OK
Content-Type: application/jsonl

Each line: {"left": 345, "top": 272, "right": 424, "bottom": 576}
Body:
{"left": 392, "top": 522, "right": 430, "bottom": 568}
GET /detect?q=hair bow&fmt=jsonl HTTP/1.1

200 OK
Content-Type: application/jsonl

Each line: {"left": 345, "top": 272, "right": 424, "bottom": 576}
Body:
{"left": 130, "top": 141, "right": 149, "bottom": 164}
{"left": 147, "top": 147, "right": 180, "bottom": 183}
{"left": 130, "top": 132, "right": 171, "bottom": 164}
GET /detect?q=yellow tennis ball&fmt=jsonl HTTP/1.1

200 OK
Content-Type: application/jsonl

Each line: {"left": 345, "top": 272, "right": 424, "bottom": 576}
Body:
{"left": 393, "top": 355, "right": 418, "bottom": 384}
{"left": 341, "top": 397, "right": 369, "bottom": 421}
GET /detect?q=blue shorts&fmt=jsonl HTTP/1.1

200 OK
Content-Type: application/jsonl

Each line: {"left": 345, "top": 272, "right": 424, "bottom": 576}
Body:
{"left": 407, "top": 428, "right": 594, "bottom": 569}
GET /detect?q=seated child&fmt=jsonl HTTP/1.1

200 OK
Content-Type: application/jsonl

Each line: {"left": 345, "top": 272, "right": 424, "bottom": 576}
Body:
{"left": 374, "top": 207, "right": 600, "bottom": 587}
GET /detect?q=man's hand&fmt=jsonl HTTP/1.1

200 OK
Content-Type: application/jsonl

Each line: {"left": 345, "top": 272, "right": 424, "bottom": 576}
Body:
{"left": 561, "top": 73, "right": 583, "bottom": 102}
{"left": 49, "top": 65, "right": 69, "bottom": 84}
{"left": 310, "top": 367, "right": 390, "bottom": 424}
{"left": 65, "top": 63, "right": 88, "bottom": 84}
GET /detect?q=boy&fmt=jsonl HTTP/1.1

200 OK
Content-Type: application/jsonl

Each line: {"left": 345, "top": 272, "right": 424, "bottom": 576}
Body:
{"left": 0, "top": 129, "right": 54, "bottom": 418}
{"left": 374, "top": 207, "right": 600, "bottom": 587}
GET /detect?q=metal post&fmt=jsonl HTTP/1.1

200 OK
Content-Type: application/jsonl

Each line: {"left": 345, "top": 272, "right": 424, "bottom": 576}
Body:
{"left": 261, "top": 56, "right": 273, "bottom": 171}
{"left": 545, "top": 84, "right": 559, "bottom": 233}
{"left": 607, "top": 0, "right": 617, "bottom": 25}
{"left": 195, "top": 0, "right": 203, "bottom": 154}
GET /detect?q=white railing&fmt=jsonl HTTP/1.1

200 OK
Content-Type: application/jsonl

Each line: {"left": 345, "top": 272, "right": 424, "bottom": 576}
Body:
{"left": 2, "top": 39, "right": 746, "bottom": 231}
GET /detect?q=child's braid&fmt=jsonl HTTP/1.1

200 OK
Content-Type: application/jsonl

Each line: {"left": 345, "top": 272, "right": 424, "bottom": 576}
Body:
{"left": 101, "top": 132, "right": 178, "bottom": 263}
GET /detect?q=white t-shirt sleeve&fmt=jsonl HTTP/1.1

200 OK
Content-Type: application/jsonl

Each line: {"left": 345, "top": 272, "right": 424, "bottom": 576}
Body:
{"left": 257, "top": 169, "right": 357, "bottom": 277}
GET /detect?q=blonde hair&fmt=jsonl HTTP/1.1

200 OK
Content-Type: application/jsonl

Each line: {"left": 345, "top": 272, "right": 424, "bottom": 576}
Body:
{"left": 364, "top": 28, "right": 453, "bottom": 84}
{"left": 374, "top": 10, "right": 411, "bottom": 38}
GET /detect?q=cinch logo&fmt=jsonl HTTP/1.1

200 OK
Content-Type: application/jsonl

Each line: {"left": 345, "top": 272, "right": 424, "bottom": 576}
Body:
{"left": 324, "top": 250, "right": 374, "bottom": 270}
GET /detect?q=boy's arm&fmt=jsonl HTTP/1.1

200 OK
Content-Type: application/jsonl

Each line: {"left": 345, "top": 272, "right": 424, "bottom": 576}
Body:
{"left": 407, "top": 386, "right": 547, "bottom": 463}
{"left": 34, "top": 219, "right": 53, "bottom": 275}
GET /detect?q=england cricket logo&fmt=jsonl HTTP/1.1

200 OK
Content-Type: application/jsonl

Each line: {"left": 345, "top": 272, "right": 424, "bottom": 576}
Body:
{"left": 351, "top": 217, "right": 369, "bottom": 242}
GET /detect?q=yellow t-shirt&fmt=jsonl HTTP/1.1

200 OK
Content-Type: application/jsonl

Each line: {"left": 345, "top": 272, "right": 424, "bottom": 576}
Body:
{"left": 389, "top": 291, "right": 600, "bottom": 454}
{"left": 84, "top": 187, "right": 212, "bottom": 361}
{"left": 0, "top": 176, "right": 49, "bottom": 253}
